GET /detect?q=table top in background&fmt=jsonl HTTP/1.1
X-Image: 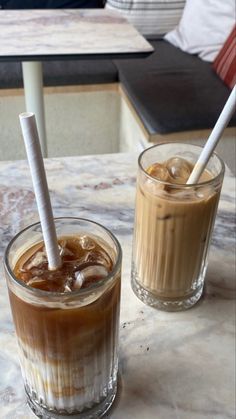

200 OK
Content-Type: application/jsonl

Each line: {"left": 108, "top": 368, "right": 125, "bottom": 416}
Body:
{"left": 0, "top": 9, "right": 153, "bottom": 61}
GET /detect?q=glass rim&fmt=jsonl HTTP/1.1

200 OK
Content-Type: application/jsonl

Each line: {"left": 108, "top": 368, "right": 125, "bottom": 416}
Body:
{"left": 138, "top": 142, "right": 225, "bottom": 188}
{"left": 4, "top": 217, "right": 122, "bottom": 298}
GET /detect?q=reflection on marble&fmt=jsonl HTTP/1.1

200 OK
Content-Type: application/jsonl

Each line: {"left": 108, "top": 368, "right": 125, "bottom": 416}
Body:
{"left": 0, "top": 9, "right": 153, "bottom": 58}
{"left": 0, "top": 153, "right": 235, "bottom": 419}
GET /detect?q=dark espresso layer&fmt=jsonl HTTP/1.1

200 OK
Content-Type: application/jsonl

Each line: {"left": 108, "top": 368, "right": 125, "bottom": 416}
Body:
{"left": 9, "top": 278, "right": 120, "bottom": 358}
{"left": 10, "top": 235, "right": 120, "bottom": 358}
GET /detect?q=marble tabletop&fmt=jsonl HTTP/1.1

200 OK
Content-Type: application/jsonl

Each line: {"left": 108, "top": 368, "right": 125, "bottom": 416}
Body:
{"left": 0, "top": 9, "right": 153, "bottom": 61}
{"left": 0, "top": 153, "right": 235, "bottom": 419}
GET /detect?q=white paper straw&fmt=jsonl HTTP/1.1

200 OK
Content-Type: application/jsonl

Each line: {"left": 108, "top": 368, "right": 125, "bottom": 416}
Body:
{"left": 187, "top": 85, "right": 236, "bottom": 184}
{"left": 19, "top": 112, "right": 61, "bottom": 270}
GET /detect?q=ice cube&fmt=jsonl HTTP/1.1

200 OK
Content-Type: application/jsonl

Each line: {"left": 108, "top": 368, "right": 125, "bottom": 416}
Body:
{"left": 64, "top": 284, "right": 73, "bottom": 292}
{"left": 30, "top": 268, "right": 44, "bottom": 276}
{"left": 74, "top": 271, "right": 84, "bottom": 289}
{"left": 25, "top": 251, "right": 47, "bottom": 270}
{"left": 63, "top": 275, "right": 74, "bottom": 292}
{"left": 147, "top": 163, "right": 170, "bottom": 182}
{"left": 165, "top": 157, "right": 192, "bottom": 184}
{"left": 79, "top": 236, "right": 95, "bottom": 250}
{"left": 66, "top": 256, "right": 88, "bottom": 271}
{"left": 27, "top": 277, "right": 48, "bottom": 287}
{"left": 59, "top": 240, "right": 74, "bottom": 257}
{"left": 195, "top": 186, "right": 214, "bottom": 200}
{"left": 74, "top": 265, "right": 109, "bottom": 289}
{"left": 20, "top": 272, "right": 32, "bottom": 282}
{"left": 85, "top": 250, "right": 111, "bottom": 269}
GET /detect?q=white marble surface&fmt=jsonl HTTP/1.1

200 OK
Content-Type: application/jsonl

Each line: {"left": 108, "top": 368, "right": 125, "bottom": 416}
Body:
{"left": 0, "top": 9, "right": 153, "bottom": 58}
{"left": 0, "top": 153, "right": 235, "bottom": 419}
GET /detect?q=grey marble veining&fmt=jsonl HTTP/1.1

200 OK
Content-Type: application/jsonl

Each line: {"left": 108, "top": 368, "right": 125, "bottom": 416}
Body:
{"left": 0, "top": 9, "right": 153, "bottom": 58}
{"left": 0, "top": 153, "right": 235, "bottom": 419}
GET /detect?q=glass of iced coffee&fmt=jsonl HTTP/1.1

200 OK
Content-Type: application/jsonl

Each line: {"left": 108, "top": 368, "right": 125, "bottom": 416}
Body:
{"left": 4, "top": 217, "right": 121, "bottom": 418}
{"left": 131, "top": 143, "right": 225, "bottom": 311}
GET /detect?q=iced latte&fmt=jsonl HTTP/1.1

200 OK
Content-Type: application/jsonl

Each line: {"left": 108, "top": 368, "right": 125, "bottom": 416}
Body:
{"left": 131, "top": 143, "right": 224, "bottom": 311}
{"left": 4, "top": 218, "right": 121, "bottom": 418}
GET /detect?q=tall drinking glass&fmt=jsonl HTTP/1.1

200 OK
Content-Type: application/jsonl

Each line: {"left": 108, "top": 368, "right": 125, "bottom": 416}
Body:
{"left": 4, "top": 217, "right": 121, "bottom": 418}
{"left": 131, "top": 143, "right": 224, "bottom": 311}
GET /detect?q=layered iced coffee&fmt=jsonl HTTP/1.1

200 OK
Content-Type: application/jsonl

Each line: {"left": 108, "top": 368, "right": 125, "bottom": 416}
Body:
{"left": 4, "top": 218, "right": 121, "bottom": 418}
{"left": 131, "top": 143, "right": 224, "bottom": 311}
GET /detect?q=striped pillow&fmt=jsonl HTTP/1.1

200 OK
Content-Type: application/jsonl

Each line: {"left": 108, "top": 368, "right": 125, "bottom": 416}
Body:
{"left": 105, "top": 0, "right": 186, "bottom": 37}
{"left": 213, "top": 25, "right": 236, "bottom": 90}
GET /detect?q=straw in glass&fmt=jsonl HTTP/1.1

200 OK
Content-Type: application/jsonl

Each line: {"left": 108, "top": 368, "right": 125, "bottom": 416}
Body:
{"left": 19, "top": 112, "right": 61, "bottom": 270}
{"left": 187, "top": 85, "right": 236, "bottom": 184}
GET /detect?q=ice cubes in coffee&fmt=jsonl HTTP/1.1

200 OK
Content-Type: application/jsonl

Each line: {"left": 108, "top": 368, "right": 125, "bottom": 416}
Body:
{"left": 14, "top": 235, "right": 113, "bottom": 293}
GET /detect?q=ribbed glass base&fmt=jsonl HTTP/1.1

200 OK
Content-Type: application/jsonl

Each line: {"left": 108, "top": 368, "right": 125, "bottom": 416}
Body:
{"left": 26, "top": 379, "right": 117, "bottom": 419}
{"left": 131, "top": 269, "right": 204, "bottom": 312}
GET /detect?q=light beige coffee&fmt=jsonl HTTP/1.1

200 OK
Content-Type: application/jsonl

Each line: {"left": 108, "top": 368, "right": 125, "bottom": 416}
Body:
{"left": 133, "top": 157, "right": 220, "bottom": 300}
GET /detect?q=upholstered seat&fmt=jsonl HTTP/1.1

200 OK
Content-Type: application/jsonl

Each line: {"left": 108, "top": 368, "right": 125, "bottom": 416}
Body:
{"left": 115, "top": 39, "right": 236, "bottom": 135}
